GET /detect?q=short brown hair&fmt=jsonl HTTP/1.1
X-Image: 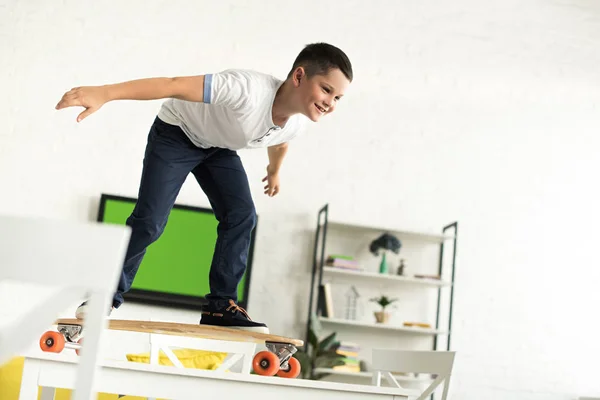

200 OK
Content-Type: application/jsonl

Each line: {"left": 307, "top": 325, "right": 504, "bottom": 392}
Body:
{"left": 288, "top": 42, "right": 353, "bottom": 82}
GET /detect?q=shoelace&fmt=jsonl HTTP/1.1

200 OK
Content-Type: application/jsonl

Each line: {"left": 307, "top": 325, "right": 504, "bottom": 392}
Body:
{"left": 226, "top": 299, "right": 252, "bottom": 320}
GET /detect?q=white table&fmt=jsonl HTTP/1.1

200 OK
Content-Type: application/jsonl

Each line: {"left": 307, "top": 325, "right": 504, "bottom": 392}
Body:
{"left": 19, "top": 352, "right": 416, "bottom": 400}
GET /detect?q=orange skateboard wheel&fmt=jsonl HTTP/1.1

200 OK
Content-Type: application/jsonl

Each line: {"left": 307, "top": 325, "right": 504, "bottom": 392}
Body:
{"left": 276, "top": 356, "right": 301, "bottom": 378}
{"left": 252, "top": 350, "right": 280, "bottom": 376}
{"left": 75, "top": 338, "right": 83, "bottom": 356}
{"left": 39, "top": 331, "right": 65, "bottom": 353}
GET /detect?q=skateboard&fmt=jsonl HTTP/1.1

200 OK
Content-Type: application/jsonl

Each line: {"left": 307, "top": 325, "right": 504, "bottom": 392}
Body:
{"left": 39, "top": 318, "right": 304, "bottom": 378}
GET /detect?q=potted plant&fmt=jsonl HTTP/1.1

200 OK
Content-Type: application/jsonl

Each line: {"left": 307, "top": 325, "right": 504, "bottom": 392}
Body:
{"left": 369, "top": 233, "right": 401, "bottom": 274}
{"left": 294, "top": 328, "right": 347, "bottom": 380}
{"left": 370, "top": 295, "right": 398, "bottom": 323}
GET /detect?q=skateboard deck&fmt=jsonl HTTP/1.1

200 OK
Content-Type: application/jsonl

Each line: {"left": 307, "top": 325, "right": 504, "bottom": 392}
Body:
{"left": 40, "top": 318, "right": 304, "bottom": 378}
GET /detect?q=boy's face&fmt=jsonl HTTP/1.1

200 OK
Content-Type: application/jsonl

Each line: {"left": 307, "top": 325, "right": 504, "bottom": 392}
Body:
{"left": 294, "top": 67, "right": 350, "bottom": 122}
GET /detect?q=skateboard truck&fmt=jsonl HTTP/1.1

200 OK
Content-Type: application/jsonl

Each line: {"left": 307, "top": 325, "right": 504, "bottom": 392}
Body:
{"left": 251, "top": 341, "right": 301, "bottom": 377}
{"left": 58, "top": 323, "right": 83, "bottom": 343}
{"left": 266, "top": 341, "right": 297, "bottom": 370}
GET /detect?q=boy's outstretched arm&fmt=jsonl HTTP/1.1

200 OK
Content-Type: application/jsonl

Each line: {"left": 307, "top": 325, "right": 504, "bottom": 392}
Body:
{"left": 55, "top": 76, "right": 206, "bottom": 122}
{"left": 262, "top": 143, "right": 288, "bottom": 197}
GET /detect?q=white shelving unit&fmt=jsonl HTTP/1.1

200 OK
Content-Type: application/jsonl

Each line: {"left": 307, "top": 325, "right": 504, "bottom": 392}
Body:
{"left": 318, "top": 316, "right": 448, "bottom": 335}
{"left": 322, "top": 266, "right": 452, "bottom": 288}
{"left": 327, "top": 220, "right": 454, "bottom": 244}
{"left": 305, "top": 204, "right": 458, "bottom": 384}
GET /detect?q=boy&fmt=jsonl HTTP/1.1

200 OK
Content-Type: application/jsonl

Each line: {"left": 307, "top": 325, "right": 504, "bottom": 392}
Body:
{"left": 56, "top": 42, "right": 352, "bottom": 334}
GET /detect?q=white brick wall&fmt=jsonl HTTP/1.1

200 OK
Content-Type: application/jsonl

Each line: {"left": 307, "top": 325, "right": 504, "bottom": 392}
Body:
{"left": 2, "top": 0, "right": 600, "bottom": 398}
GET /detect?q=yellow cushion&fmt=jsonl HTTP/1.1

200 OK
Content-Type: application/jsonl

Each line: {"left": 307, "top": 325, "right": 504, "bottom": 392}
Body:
{"left": 0, "top": 356, "right": 120, "bottom": 399}
{"left": 0, "top": 357, "right": 26, "bottom": 400}
{"left": 126, "top": 348, "right": 227, "bottom": 369}
{"left": 0, "top": 349, "right": 225, "bottom": 400}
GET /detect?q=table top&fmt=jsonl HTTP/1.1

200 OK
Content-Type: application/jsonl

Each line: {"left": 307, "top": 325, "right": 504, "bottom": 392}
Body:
{"left": 23, "top": 350, "right": 419, "bottom": 397}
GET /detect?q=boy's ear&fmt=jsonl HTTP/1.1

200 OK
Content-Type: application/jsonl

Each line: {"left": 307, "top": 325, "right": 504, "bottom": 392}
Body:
{"left": 292, "top": 67, "right": 306, "bottom": 87}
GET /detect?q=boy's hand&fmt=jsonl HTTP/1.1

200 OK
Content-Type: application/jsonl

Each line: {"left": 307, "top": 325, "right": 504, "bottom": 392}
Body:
{"left": 262, "top": 165, "right": 280, "bottom": 197}
{"left": 55, "top": 86, "right": 109, "bottom": 122}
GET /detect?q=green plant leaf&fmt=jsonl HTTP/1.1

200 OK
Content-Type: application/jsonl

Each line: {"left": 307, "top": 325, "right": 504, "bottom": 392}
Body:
{"left": 369, "top": 295, "right": 398, "bottom": 308}
{"left": 331, "top": 358, "right": 348, "bottom": 368}
{"left": 315, "top": 355, "right": 347, "bottom": 369}
{"left": 309, "top": 329, "right": 319, "bottom": 350}
{"left": 318, "top": 332, "right": 337, "bottom": 352}
{"left": 315, "top": 350, "right": 339, "bottom": 360}
{"left": 292, "top": 351, "right": 312, "bottom": 379}
{"left": 294, "top": 350, "right": 310, "bottom": 367}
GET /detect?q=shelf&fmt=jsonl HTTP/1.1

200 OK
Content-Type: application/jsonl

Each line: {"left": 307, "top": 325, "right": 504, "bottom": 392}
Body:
{"left": 322, "top": 266, "right": 451, "bottom": 288}
{"left": 313, "top": 368, "right": 432, "bottom": 382}
{"left": 307, "top": 205, "right": 457, "bottom": 358}
{"left": 318, "top": 317, "right": 448, "bottom": 336}
{"left": 324, "top": 220, "right": 455, "bottom": 244}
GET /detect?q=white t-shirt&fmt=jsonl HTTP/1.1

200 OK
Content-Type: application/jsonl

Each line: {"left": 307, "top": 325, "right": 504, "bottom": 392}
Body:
{"left": 157, "top": 69, "right": 309, "bottom": 150}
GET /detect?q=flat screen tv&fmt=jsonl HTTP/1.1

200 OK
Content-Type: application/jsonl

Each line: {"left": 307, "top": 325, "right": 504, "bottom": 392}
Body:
{"left": 96, "top": 193, "right": 255, "bottom": 310}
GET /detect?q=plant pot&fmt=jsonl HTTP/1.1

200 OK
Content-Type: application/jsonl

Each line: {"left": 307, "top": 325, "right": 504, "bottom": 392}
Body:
{"left": 374, "top": 311, "right": 389, "bottom": 323}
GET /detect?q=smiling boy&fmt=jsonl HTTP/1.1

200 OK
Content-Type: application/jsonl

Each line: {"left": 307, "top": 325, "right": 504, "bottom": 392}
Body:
{"left": 55, "top": 42, "right": 353, "bottom": 334}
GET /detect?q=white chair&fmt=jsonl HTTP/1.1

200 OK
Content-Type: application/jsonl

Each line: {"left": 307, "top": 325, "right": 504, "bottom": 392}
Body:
{"left": 0, "top": 214, "right": 131, "bottom": 400}
{"left": 371, "top": 349, "right": 456, "bottom": 400}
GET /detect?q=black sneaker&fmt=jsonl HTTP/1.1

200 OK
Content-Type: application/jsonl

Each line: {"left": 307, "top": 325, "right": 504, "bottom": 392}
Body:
{"left": 200, "top": 299, "right": 269, "bottom": 334}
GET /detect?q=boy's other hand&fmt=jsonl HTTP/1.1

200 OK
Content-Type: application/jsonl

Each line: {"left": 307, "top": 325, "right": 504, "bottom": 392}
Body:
{"left": 55, "top": 86, "right": 108, "bottom": 122}
{"left": 262, "top": 165, "right": 280, "bottom": 197}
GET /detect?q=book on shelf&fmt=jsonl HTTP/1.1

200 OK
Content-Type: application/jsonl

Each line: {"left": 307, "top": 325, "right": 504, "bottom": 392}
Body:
{"left": 333, "top": 341, "right": 361, "bottom": 373}
{"left": 333, "top": 364, "right": 361, "bottom": 372}
{"left": 328, "top": 254, "right": 354, "bottom": 260}
{"left": 317, "top": 283, "right": 334, "bottom": 318}
{"left": 326, "top": 255, "right": 362, "bottom": 270}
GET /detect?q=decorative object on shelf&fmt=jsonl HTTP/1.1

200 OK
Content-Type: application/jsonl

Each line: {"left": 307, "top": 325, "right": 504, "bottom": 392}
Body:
{"left": 403, "top": 321, "right": 432, "bottom": 329}
{"left": 414, "top": 274, "right": 441, "bottom": 280}
{"left": 344, "top": 286, "right": 360, "bottom": 320}
{"left": 396, "top": 259, "right": 406, "bottom": 276}
{"left": 369, "top": 233, "right": 402, "bottom": 274}
{"left": 369, "top": 295, "right": 398, "bottom": 324}
{"left": 294, "top": 328, "right": 346, "bottom": 380}
{"left": 359, "top": 360, "right": 367, "bottom": 372}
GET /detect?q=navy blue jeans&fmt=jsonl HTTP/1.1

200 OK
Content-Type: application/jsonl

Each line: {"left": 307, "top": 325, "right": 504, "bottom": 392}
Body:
{"left": 112, "top": 117, "right": 257, "bottom": 309}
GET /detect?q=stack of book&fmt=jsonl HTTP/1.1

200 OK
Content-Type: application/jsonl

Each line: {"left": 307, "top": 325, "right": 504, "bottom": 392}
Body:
{"left": 317, "top": 282, "right": 334, "bottom": 318}
{"left": 333, "top": 342, "right": 361, "bottom": 373}
{"left": 326, "top": 255, "right": 362, "bottom": 271}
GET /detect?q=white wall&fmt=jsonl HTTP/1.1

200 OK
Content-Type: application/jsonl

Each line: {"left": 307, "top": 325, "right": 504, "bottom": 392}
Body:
{"left": 2, "top": 0, "right": 600, "bottom": 398}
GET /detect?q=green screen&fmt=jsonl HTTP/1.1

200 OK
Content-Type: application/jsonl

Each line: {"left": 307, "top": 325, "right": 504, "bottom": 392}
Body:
{"left": 100, "top": 197, "right": 246, "bottom": 301}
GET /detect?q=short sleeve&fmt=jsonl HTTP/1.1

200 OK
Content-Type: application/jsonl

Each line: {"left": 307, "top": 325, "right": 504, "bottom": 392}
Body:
{"left": 203, "top": 69, "right": 251, "bottom": 110}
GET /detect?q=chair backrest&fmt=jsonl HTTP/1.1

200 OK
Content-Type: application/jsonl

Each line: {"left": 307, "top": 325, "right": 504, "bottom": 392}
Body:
{"left": 372, "top": 349, "right": 455, "bottom": 375}
{"left": 0, "top": 213, "right": 131, "bottom": 400}
{"left": 0, "top": 214, "right": 131, "bottom": 291}
{"left": 371, "top": 349, "right": 456, "bottom": 400}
